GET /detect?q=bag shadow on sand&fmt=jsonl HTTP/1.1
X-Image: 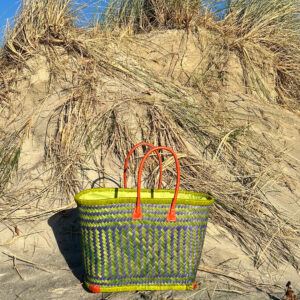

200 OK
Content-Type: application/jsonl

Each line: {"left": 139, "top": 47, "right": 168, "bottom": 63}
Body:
{"left": 48, "top": 176, "right": 121, "bottom": 283}
{"left": 48, "top": 208, "right": 83, "bottom": 282}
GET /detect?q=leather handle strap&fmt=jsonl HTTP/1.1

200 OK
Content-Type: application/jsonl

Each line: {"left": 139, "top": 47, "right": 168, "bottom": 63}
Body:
{"left": 132, "top": 146, "right": 180, "bottom": 222}
{"left": 124, "top": 142, "right": 163, "bottom": 189}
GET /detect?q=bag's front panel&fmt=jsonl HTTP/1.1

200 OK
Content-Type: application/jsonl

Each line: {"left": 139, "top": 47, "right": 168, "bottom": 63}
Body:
{"left": 78, "top": 203, "right": 211, "bottom": 290}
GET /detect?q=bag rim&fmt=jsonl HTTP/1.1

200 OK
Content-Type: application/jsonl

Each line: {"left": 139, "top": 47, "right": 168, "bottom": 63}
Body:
{"left": 75, "top": 187, "right": 214, "bottom": 207}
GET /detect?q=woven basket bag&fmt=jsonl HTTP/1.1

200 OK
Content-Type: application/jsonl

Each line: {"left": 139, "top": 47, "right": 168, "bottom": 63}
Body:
{"left": 74, "top": 143, "right": 214, "bottom": 293}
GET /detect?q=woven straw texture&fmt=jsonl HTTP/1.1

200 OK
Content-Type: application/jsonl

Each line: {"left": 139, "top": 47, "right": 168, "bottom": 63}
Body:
{"left": 75, "top": 188, "right": 214, "bottom": 292}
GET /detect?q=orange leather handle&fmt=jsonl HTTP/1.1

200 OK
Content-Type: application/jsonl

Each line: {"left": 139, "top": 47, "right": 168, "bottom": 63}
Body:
{"left": 132, "top": 146, "right": 180, "bottom": 222}
{"left": 124, "top": 142, "right": 163, "bottom": 189}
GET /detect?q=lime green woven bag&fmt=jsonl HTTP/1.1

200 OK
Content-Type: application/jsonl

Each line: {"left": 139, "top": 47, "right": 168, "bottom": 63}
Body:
{"left": 74, "top": 143, "right": 214, "bottom": 293}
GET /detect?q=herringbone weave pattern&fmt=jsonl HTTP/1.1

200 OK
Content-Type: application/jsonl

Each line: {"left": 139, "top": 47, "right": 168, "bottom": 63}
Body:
{"left": 78, "top": 202, "right": 211, "bottom": 291}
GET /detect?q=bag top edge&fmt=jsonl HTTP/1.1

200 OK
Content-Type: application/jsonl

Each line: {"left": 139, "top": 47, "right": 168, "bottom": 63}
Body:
{"left": 74, "top": 188, "right": 214, "bottom": 207}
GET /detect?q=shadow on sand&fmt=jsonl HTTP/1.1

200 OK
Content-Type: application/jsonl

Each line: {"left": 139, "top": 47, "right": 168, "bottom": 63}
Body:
{"left": 48, "top": 176, "right": 121, "bottom": 295}
{"left": 48, "top": 208, "right": 83, "bottom": 282}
